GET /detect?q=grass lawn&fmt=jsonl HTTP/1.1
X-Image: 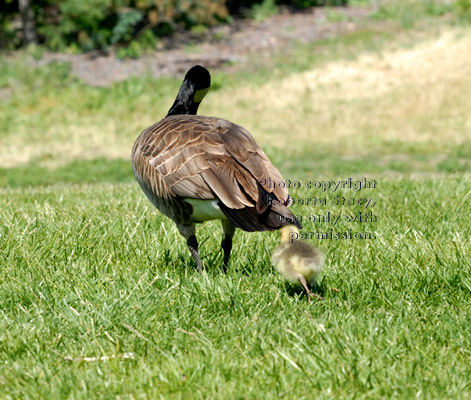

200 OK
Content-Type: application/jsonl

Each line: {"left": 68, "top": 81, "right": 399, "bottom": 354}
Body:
{"left": 1, "top": 5, "right": 471, "bottom": 399}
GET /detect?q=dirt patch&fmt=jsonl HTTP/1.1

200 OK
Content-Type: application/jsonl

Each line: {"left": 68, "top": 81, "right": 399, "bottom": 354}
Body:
{"left": 31, "top": 6, "right": 372, "bottom": 86}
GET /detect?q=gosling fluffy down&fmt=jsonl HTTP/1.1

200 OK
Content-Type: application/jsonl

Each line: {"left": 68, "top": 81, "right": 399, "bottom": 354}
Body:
{"left": 271, "top": 225, "right": 324, "bottom": 301}
{"left": 271, "top": 240, "right": 324, "bottom": 284}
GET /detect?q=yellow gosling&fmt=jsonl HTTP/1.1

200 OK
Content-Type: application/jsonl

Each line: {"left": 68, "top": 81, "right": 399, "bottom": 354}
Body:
{"left": 272, "top": 224, "right": 324, "bottom": 302}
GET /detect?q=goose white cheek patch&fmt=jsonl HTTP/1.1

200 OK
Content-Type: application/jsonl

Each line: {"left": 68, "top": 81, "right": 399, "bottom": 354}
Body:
{"left": 194, "top": 88, "right": 209, "bottom": 103}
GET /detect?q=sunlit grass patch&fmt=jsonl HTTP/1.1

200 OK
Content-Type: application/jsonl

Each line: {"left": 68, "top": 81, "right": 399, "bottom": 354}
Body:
{"left": 208, "top": 27, "right": 471, "bottom": 154}
{"left": 0, "top": 69, "right": 174, "bottom": 168}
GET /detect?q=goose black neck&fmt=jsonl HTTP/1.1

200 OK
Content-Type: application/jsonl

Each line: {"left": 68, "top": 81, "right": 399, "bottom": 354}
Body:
{"left": 166, "top": 80, "right": 200, "bottom": 116}
{"left": 166, "top": 65, "right": 210, "bottom": 117}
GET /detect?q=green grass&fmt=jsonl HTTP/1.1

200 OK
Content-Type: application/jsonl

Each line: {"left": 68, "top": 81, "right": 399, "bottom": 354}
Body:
{"left": 1, "top": 178, "right": 470, "bottom": 398}
{"left": 0, "top": 158, "right": 133, "bottom": 187}
{"left": 1, "top": 3, "right": 471, "bottom": 398}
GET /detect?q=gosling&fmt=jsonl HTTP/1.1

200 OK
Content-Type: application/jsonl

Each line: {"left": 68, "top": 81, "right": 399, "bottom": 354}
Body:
{"left": 271, "top": 225, "right": 324, "bottom": 302}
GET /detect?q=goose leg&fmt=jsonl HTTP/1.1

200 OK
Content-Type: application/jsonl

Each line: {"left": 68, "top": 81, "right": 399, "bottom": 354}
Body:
{"left": 297, "top": 275, "right": 323, "bottom": 303}
{"left": 221, "top": 220, "right": 236, "bottom": 271}
{"left": 176, "top": 223, "right": 202, "bottom": 271}
{"left": 187, "top": 235, "right": 202, "bottom": 271}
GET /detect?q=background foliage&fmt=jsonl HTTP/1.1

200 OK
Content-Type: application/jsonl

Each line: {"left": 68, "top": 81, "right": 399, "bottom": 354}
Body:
{"left": 2, "top": 0, "right": 349, "bottom": 52}
{"left": 2, "top": 0, "right": 470, "bottom": 54}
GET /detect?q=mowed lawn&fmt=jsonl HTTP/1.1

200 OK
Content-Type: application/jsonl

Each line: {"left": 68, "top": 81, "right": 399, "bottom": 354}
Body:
{"left": 1, "top": 14, "right": 471, "bottom": 400}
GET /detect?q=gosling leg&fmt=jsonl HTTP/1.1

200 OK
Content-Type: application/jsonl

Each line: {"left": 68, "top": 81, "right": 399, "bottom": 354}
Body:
{"left": 297, "top": 275, "right": 323, "bottom": 303}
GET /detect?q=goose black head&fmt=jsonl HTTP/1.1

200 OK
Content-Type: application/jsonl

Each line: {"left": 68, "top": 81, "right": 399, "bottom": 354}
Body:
{"left": 167, "top": 65, "right": 211, "bottom": 116}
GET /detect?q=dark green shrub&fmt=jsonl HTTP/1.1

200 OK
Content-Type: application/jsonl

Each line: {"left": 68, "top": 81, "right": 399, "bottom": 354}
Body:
{"left": 454, "top": 0, "right": 471, "bottom": 21}
{"left": 111, "top": 9, "right": 144, "bottom": 45}
{"left": 1, "top": 0, "right": 350, "bottom": 52}
{"left": 1, "top": 0, "right": 230, "bottom": 52}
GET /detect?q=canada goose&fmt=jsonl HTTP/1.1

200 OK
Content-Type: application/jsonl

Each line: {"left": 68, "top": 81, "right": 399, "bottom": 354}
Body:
{"left": 271, "top": 225, "right": 324, "bottom": 302}
{"left": 131, "top": 65, "right": 301, "bottom": 271}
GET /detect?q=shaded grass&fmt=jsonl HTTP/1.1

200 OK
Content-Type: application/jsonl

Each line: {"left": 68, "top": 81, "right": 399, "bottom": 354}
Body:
{"left": 1, "top": 177, "right": 470, "bottom": 399}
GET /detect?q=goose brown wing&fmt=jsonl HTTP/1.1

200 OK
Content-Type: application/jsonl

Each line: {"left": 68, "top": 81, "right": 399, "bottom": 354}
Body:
{"left": 133, "top": 116, "right": 216, "bottom": 200}
{"left": 212, "top": 118, "right": 289, "bottom": 209}
{"left": 132, "top": 115, "right": 291, "bottom": 211}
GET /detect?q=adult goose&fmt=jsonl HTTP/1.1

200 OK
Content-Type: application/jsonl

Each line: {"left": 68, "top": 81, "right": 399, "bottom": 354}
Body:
{"left": 131, "top": 65, "right": 302, "bottom": 271}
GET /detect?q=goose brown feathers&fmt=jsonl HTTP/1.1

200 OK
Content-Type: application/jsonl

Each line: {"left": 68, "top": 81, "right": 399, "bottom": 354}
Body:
{"left": 133, "top": 116, "right": 288, "bottom": 207}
